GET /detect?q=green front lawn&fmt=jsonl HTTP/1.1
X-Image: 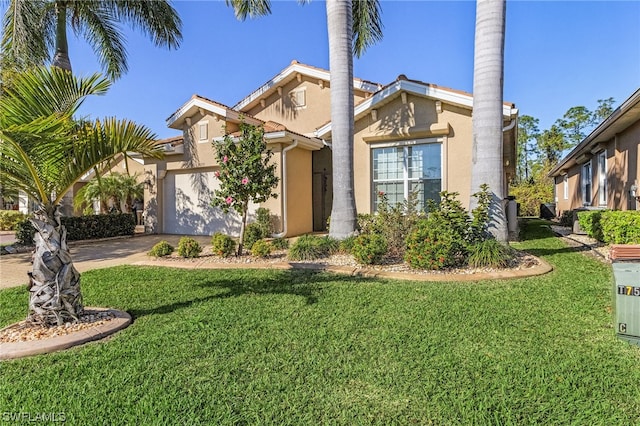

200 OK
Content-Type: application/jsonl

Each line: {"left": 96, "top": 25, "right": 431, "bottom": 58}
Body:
{"left": 1, "top": 220, "right": 639, "bottom": 424}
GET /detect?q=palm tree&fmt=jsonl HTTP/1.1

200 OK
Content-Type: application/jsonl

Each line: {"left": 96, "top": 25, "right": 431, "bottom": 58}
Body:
{"left": 74, "top": 172, "right": 143, "bottom": 214}
{"left": 470, "top": 0, "right": 507, "bottom": 241}
{"left": 0, "top": 67, "right": 163, "bottom": 325}
{"left": 1, "top": 0, "right": 182, "bottom": 79}
{"left": 226, "top": 0, "right": 382, "bottom": 239}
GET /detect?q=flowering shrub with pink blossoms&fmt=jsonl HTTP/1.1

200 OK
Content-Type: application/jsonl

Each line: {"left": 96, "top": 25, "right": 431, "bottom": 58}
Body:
{"left": 211, "top": 120, "right": 278, "bottom": 255}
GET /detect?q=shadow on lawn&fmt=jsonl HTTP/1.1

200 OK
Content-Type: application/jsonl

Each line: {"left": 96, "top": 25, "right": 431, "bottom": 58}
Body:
{"left": 129, "top": 269, "right": 373, "bottom": 319}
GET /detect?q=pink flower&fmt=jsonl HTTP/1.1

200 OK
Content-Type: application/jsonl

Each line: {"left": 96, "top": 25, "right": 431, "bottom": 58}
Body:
{"left": 378, "top": 191, "right": 385, "bottom": 196}
{"left": 222, "top": 155, "right": 228, "bottom": 163}
{"left": 225, "top": 196, "right": 233, "bottom": 205}
{"left": 241, "top": 177, "right": 249, "bottom": 185}
{"left": 214, "top": 171, "right": 220, "bottom": 178}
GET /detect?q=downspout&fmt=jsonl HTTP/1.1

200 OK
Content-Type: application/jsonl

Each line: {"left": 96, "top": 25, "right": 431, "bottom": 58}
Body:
{"left": 502, "top": 118, "right": 516, "bottom": 132}
{"left": 272, "top": 141, "right": 299, "bottom": 238}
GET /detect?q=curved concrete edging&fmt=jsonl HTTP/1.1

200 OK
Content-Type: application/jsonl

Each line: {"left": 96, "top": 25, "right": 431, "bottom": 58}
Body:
{"left": 0, "top": 308, "right": 131, "bottom": 361}
{"left": 131, "top": 255, "right": 553, "bottom": 282}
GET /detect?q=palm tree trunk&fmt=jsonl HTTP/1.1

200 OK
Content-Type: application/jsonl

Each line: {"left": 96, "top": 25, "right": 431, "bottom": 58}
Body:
{"left": 27, "top": 205, "right": 83, "bottom": 326}
{"left": 52, "top": 1, "right": 72, "bottom": 72}
{"left": 470, "top": 0, "right": 507, "bottom": 241}
{"left": 327, "top": 0, "right": 357, "bottom": 240}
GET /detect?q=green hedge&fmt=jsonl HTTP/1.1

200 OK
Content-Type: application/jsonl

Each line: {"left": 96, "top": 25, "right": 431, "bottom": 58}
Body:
{"left": 577, "top": 210, "right": 604, "bottom": 242}
{"left": 0, "top": 210, "right": 26, "bottom": 231}
{"left": 15, "top": 213, "right": 136, "bottom": 246}
{"left": 577, "top": 210, "right": 640, "bottom": 244}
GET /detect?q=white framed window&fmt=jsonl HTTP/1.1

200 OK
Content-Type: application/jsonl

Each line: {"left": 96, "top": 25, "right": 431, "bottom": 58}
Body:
{"left": 371, "top": 140, "right": 442, "bottom": 212}
{"left": 563, "top": 175, "right": 569, "bottom": 200}
{"left": 598, "top": 150, "right": 607, "bottom": 206}
{"left": 198, "top": 122, "right": 208, "bottom": 142}
{"left": 582, "top": 162, "right": 592, "bottom": 206}
{"left": 289, "top": 88, "right": 306, "bottom": 108}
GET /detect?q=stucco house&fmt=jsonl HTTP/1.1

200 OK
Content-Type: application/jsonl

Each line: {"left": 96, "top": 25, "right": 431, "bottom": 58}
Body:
{"left": 141, "top": 60, "right": 519, "bottom": 237}
{"left": 549, "top": 88, "right": 640, "bottom": 216}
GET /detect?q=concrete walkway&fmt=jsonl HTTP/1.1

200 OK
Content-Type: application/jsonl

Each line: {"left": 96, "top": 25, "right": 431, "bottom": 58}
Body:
{"left": 0, "top": 234, "right": 212, "bottom": 289}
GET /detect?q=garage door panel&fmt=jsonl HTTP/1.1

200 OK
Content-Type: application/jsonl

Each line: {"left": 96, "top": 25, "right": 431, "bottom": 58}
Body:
{"left": 163, "top": 170, "right": 254, "bottom": 236}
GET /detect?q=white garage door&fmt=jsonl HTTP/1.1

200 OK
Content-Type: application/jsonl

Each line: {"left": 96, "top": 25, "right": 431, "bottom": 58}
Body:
{"left": 163, "top": 170, "right": 253, "bottom": 236}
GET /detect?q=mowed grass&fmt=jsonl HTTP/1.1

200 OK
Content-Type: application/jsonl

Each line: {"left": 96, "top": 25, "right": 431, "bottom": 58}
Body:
{"left": 1, "top": 220, "right": 640, "bottom": 424}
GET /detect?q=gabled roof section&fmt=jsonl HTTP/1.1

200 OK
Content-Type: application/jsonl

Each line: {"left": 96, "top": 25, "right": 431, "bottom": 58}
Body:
{"left": 217, "top": 119, "right": 324, "bottom": 151}
{"left": 314, "top": 75, "right": 518, "bottom": 139}
{"left": 166, "top": 94, "right": 262, "bottom": 129}
{"left": 549, "top": 88, "right": 640, "bottom": 177}
{"left": 233, "top": 59, "right": 381, "bottom": 112}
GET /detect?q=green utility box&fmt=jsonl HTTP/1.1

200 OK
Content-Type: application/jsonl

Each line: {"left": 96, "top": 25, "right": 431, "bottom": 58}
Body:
{"left": 611, "top": 245, "right": 640, "bottom": 345}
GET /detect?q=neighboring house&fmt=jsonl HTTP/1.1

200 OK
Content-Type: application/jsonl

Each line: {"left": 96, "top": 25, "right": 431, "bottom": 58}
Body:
{"left": 549, "top": 88, "right": 640, "bottom": 216}
{"left": 140, "top": 60, "right": 518, "bottom": 237}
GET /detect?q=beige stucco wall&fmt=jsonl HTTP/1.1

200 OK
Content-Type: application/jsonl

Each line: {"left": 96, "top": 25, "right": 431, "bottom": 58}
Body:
{"left": 247, "top": 75, "right": 370, "bottom": 135}
{"left": 283, "top": 147, "right": 313, "bottom": 236}
{"left": 352, "top": 94, "right": 476, "bottom": 214}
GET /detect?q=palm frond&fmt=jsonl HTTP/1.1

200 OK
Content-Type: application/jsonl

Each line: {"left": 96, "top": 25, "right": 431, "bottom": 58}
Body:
{"left": 71, "top": 2, "right": 128, "bottom": 80}
{"left": 1, "top": 0, "right": 52, "bottom": 69}
{"left": 352, "top": 0, "right": 383, "bottom": 58}
{"left": 225, "top": 0, "right": 272, "bottom": 20}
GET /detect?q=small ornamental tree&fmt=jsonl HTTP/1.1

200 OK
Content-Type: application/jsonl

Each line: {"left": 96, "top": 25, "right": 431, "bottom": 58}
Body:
{"left": 211, "top": 121, "right": 278, "bottom": 255}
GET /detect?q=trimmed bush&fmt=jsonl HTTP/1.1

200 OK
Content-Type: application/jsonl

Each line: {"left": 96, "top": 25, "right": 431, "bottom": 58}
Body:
{"left": 338, "top": 235, "right": 357, "bottom": 254}
{"left": 289, "top": 235, "right": 337, "bottom": 261}
{"left": 600, "top": 211, "right": 640, "bottom": 244}
{"left": 0, "top": 210, "right": 26, "bottom": 231}
{"left": 148, "top": 241, "right": 174, "bottom": 257}
{"left": 14, "top": 213, "right": 135, "bottom": 246}
{"left": 577, "top": 210, "right": 605, "bottom": 241}
{"left": 251, "top": 239, "right": 272, "bottom": 258}
{"left": 352, "top": 234, "right": 387, "bottom": 265}
{"left": 243, "top": 207, "right": 273, "bottom": 250}
{"left": 405, "top": 216, "right": 468, "bottom": 270}
{"left": 467, "top": 239, "right": 514, "bottom": 268}
{"left": 271, "top": 237, "right": 289, "bottom": 250}
{"left": 177, "top": 237, "right": 202, "bottom": 258}
{"left": 211, "top": 233, "right": 236, "bottom": 257}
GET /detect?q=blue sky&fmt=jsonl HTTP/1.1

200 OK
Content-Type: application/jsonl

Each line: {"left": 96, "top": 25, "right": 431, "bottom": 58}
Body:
{"left": 62, "top": 0, "right": 640, "bottom": 140}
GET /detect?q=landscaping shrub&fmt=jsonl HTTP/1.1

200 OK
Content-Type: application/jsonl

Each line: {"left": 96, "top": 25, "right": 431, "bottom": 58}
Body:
{"left": 352, "top": 234, "right": 387, "bottom": 265}
{"left": 271, "top": 237, "right": 289, "bottom": 250}
{"left": 289, "top": 235, "right": 336, "bottom": 261}
{"left": 243, "top": 207, "right": 273, "bottom": 250}
{"left": 177, "top": 237, "right": 202, "bottom": 258}
{"left": 467, "top": 238, "right": 514, "bottom": 268}
{"left": 338, "top": 235, "right": 357, "bottom": 254}
{"left": 15, "top": 219, "right": 34, "bottom": 246}
{"left": 250, "top": 239, "right": 272, "bottom": 258}
{"left": 14, "top": 213, "right": 135, "bottom": 246}
{"left": 0, "top": 210, "right": 25, "bottom": 231}
{"left": 211, "top": 233, "right": 236, "bottom": 257}
{"left": 600, "top": 211, "right": 640, "bottom": 244}
{"left": 405, "top": 217, "right": 468, "bottom": 270}
{"left": 577, "top": 210, "right": 605, "bottom": 241}
{"left": 148, "top": 241, "right": 174, "bottom": 257}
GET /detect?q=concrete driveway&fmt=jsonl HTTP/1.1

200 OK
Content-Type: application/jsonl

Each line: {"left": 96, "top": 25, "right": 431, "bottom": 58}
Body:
{"left": 0, "top": 234, "right": 212, "bottom": 290}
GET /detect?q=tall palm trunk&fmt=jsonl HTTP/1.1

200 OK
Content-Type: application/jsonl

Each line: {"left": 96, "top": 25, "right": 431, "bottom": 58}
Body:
{"left": 327, "top": 0, "right": 357, "bottom": 240}
{"left": 471, "top": 0, "right": 507, "bottom": 241}
{"left": 51, "top": 1, "right": 72, "bottom": 72}
{"left": 28, "top": 205, "right": 83, "bottom": 326}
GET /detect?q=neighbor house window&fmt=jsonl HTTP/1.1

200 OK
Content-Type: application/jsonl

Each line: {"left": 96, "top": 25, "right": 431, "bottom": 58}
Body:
{"left": 198, "top": 122, "right": 208, "bottom": 141}
{"left": 598, "top": 150, "right": 607, "bottom": 206}
{"left": 582, "top": 162, "right": 592, "bottom": 206}
{"left": 372, "top": 141, "right": 442, "bottom": 212}
{"left": 289, "top": 88, "right": 306, "bottom": 108}
{"left": 563, "top": 175, "right": 569, "bottom": 200}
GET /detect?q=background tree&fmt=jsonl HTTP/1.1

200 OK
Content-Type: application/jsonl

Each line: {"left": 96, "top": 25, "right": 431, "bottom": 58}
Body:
{"left": 516, "top": 115, "right": 540, "bottom": 183}
{"left": 1, "top": 0, "right": 182, "bottom": 79}
{"left": 225, "top": 0, "right": 382, "bottom": 240}
{"left": 0, "top": 67, "right": 163, "bottom": 325}
{"left": 470, "top": 0, "right": 507, "bottom": 241}
{"left": 74, "top": 172, "right": 143, "bottom": 214}
{"left": 592, "top": 97, "right": 615, "bottom": 124}
{"left": 211, "top": 121, "right": 278, "bottom": 256}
